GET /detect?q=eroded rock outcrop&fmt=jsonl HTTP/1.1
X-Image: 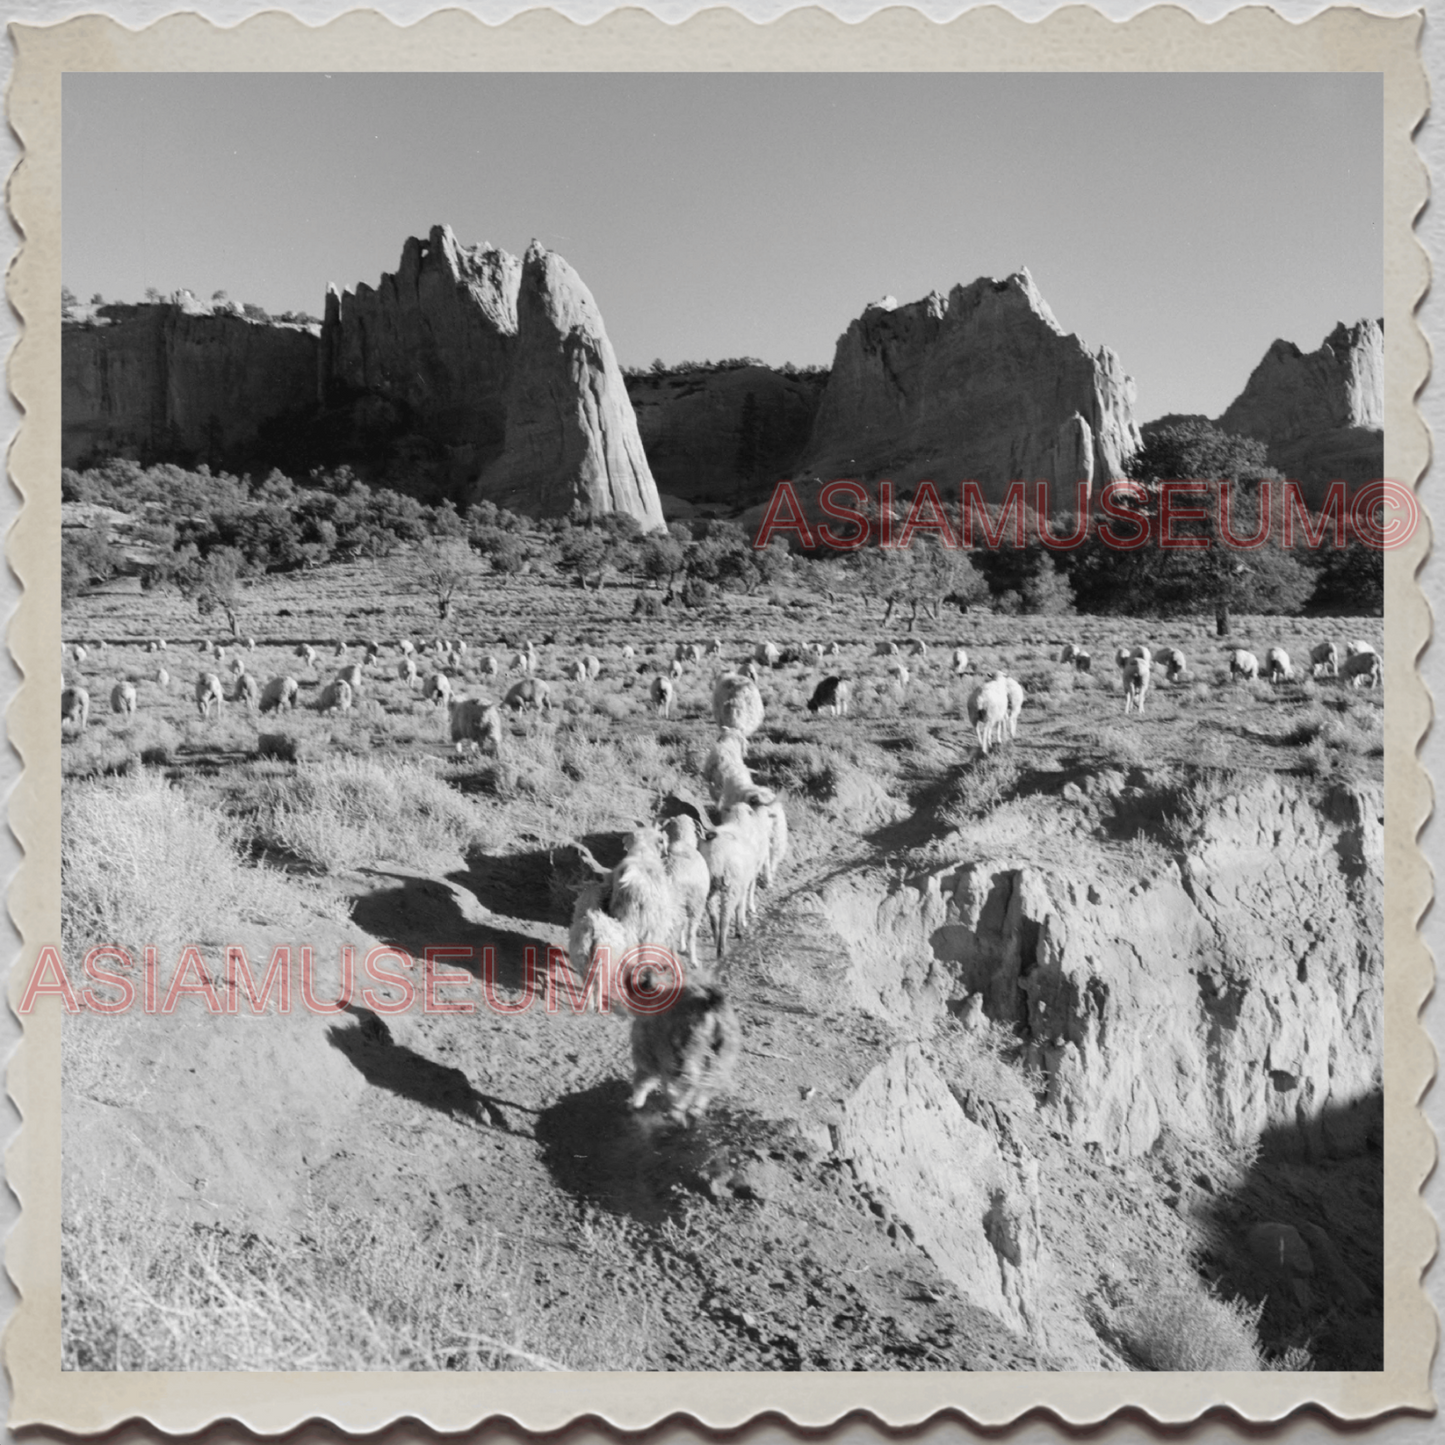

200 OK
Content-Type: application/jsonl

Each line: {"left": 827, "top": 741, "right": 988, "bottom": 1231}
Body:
{"left": 474, "top": 242, "right": 664, "bottom": 527}
{"left": 625, "top": 365, "right": 827, "bottom": 505}
{"left": 815, "top": 774, "right": 1382, "bottom": 1163}
{"left": 62, "top": 302, "right": 319, "bottom": 469}
{"left": 1216, "top": 319, "right": 1384, "bottom": 505}
{"left": 795, "top": 271, "right": 1141, "bottom": 505}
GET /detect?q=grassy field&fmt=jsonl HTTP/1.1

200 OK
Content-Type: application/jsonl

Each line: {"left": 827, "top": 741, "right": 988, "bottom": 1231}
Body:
{"left": 57, "top": 560, "right": 1384, "bottom": 1372}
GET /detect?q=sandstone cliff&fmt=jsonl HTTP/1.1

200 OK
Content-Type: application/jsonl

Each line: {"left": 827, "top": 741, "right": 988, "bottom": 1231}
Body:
{"left": 1216, "top": 319, "right": 1383, "bottom": 505}
{"left": 474, "top": 242, "right": 664, "bottom": 527}
{"left": 795, "top": 271, "right": 1141, "bottom": 506}
{"left": 62, "top": 300, "right": 319, "bottom": 470}
{"left": 625, "top": 365, "right": 827, "bottom": 505}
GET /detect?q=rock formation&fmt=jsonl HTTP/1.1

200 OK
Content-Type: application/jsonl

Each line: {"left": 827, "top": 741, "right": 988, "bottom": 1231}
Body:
{"left": 473, "top": 242, "right": 664, "bottom": 527}
{"left": 62, "top": 300, "right": 319, "bottom": 469}
{"left": 1215, "top": 319, "right": 1384, "bottom": 506}
{"left": 795, "top": 270, "right": 1141, "bottom": 507}
{"left": 625, "top": 364, "right": 827, "bottom": 506}
{"left": 320, "top": 225, "right": 521, "bottom": 463}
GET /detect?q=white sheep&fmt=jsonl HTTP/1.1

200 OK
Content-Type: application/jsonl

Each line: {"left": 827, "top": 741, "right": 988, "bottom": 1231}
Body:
{"left": 61, "top": 685, "right": 90, "bottom": 735}
{"left": 1004, "top": 675, "right": 1024, "bottom": 737}
{"left": 1265, "top": 647, "right": 1293, "bottom": 684}
{"left": 1160, "top": 648, "right": 1187, "bottom": 682}
{"left": 701, "top": 800, "right": 770, "bottom": 957}
{"left": 259, "top": 675, "right": 300, "bottom": 713}
{"left": 1342, "top": 650, "right": 1382, "bottom": 689}
{"left": 824, "top": 641, "right": 842, "bottom": 657}
{"left": 669, "top": 658, "right": 685, "bottom": 681}
{"left": 317, "top": 678, "right": 353, "bottom": 714}
{"left": 807, "top": 676, "right": 850, "bottom": 716}
{"left": 621, "top": 644, "right": 635, "bottom": 661}
{"left": 1229, "top": 649, "right": 1260, "bottom": 681}
{"left": 423, "top": 672, "right": 452, "bottom": 707}
{"left": 296, "top": 644, "right": 317, "bottom": 667}
{"left": 479, "top": 653, "right": 500, "bottom": 677}
{"left": 966, "top": 675, "right": 1011, "bottom": 754}
{"left": 951, "top": 647, "right": 970, "bottom": 676}
{"left": 233, "top": 672, "right": 261, "bottom": 710}
{"left": 1122, "top": 656, "right": 1150, "bottom": 714}
{"left": 449, "top": 697, "right": 503, "bottom": 754}
{"left": 1346, "top": 640, "right": 1378, "bottom": 662}
{"left": 703, "top": 730, "right": 759, "bottom": 811}
{"left": 712, "top": 673, "right": 765, "bottom": 736}
{"left": 568, "top": 880, "right": 633, "bottom": 1009}
{"left": 710, "top": 638, "right": 725, "bottom": 656}
{"left": 155, "top": 666, "right": 170, "bottom": 690}
{"left": 906, "top": 638, "right": 928, "bottom": 659}
{"left": 888, "top": 660, "right": 911, "bottom": 688}
{"left": 662, "top": 815, "right": 712, "bottom": 966}
{"left": 875, "top": 640, "right": 899, "bottom": 658}
{"left": 755, "top": 641, "right": 782, "bottom": 669}
{"left": 109, "top": 681, "right": 136, "bottom": 718}
{"left": 609, "top": 826, "right": 683, "bottom": 950}
{"left": 650, "top": 675, "right": 675, "bottom": 718}
{"left": 673, "top": 642, "right": 692, "bottom": 664}
{"left": 336, "top": 662, "right": 364, "bottom": 694}
{"left": 333, "top": 639, "right": 348, "bottom": 658}
{"left": 398, "top": 638, "right": 415, "bottom": 656}
{"left": 569, "top": 658, "right": 589, "bottom": 684}
{"left": 195, "top": 672, "right": 224, "bottom": 720}
{"left": 743, "top": 659, "right": 762, "bottom": 682}
{"left": 228, "top": 656, "right": 247, "bottom": 678}
{"left": 398, "top": 656, "right": 419, "bottom": 688}
{"left": 71, "top": 644, "right": 88, "bottom": 665}
{"left": 245, "top": 636, "right": 257, "bottom": 651}
{"left": 1057, "top": 643, "right": 1081, "bottom": 665}
{"left": 504, "top": 678, "right": 552, "bottom": 712}
{"left": 584, "top": 655, "right": 601, "bottom": 680}
{"left": 1309, "top": 640, "right": 1339, "bottom": 678}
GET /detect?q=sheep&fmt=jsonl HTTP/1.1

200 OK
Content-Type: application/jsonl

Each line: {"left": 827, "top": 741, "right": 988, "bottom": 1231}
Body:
{"left": 1346, "top": 640, "right": 1377, "bottom": 659}
{"left": 454, "top": 640, "right": 468, "bottom": 657}
{"left": 1004, "top": 675, "right": 1024, "bottom": 738}
{"left": 504, "top": 678, "right": 552, "bottom": 712}
{"left": 144, "top": 640, "right": 161, "bottom": 654}
{"left": 808, "top": 642, "right": 826, "bottom": 659}
{"left": 333, "top": 639, "right": 348, "bottom": 658}
{"left": 1122, "top": 656, "right": 1150, "bottom": 714}
{"left": 755, "top": 792, "right": 789, "bottom": 889}
{"left": 61, "top": 685, "right": 90, "bottom": 735}
{"left": 951, "top": 647, "right": 970, "bottom": 676}
{"left": 511, "top": 644, "right": 538, "bottom": 674}
{"left": 1310, "top": 641, "right": 1340, "bottom": 678}
{"left": 423, "top": 672, "right": 452, "bottom": 707}
{"left": 669, "top": 658, "right": 685, "bottom": 681}
{"left": 317, "top": 678, "right": 353, "bottom": 714}
{"left": 245, "top": 636, "right": 257, "bottom": 651}
{"left": 1058, "top": 643, "right": 1081, "bottom": 665}
{"left": 479, "top": 653, "right": 500, "bottom": 678}
{"left": 1160, "top": 648, "right": 1188, "bottom": 682}
{"left": 743, "top": 659, "right": 762, "bottom": 682}
{"left": 662, "top": 815, "right": 712, "bottom": 966}
{"left": 966, "top": 675, "right": 1011, "bottom": 754}
{"left": 888, "top": 660, "right": 911, "bottom": 688}
{"left": 1116, "top": 644, "right": 1152, "bottom": 670}
{"left": 449, "top": 697, "right": 504, "bottom": 754}
{"left": 1229, "top": 649, "right": 1260, "bottom": 681}
{"left": 609, "top": 826, "right": 683, "bottom": 950}
{"left": 584, "top": 655, "right": 601, "bottom": 680}
{"left": 875, "top": 640, "right": 899, "bottom": 658}
{"left": 398, "top": 638, "right": 415, "bottom": 656}
{"left": 650, "top": 675, "right": 675, "bottom": 718}
{"left": 110, "top": 681, "right": 137, "bottom": 718}
{"left": 198, "top": 639, "right": 212, "bottom": 654}
{"left": 673, "top": 642, "right": 692, "bottom": 664}
{"left": 712, "top": 673, "right": 765, "bottom": 736}
{"left": 754, "top": 641, "right": 782, "bottom": 669}
{"left": 259, "top": 675, "right": 300, "bottom": 713}
{"left": 398, "top": 656, "right": 419, "bottom": 688}
{"left": 702, "top": 801, "right": 771, "bottom": 955}
{"left": 211, "top": 641, "right": 226, "bottom": 660}
{"left": 228, "top": 656, "right": 247, "bottom": 678}
{"left": 1265, "top": 647, "right": 1293, "bottom": 684}
{"left": 1073, "top": 650, "right": 1092, "bottom": 673}
{"left": 702, "top": 729, "right": 758, "bottom": 810}
{"left": 296, "top": 644, "right": 317, "bottom": 667}
{"left": 824, "top": 641, "right": 842, "bottom": 657}
{"left": 195, "top": 672, "right": 224, "bottom": 720}
{"left": 336, "top": 662, "right": 364, "bottom": 696}
{"left": 233, "top": 672, "right": 261, "bottom": 710}
{"left": 807, "top": 676, "right": 851, "bottom": 716}
{"left": 906, "top": 638, "right": 928, "bottom": 659}
{"left": 621, "top": 645, "right": 635, "bottom": 661}
{"left": 1342, "top": 649, "right": 1382, "bottom": 689}
{"left": 70, "top": 644, "right": 88, "bottom": 665}
{"left": 629, "top": 979, "right": 742, "bottom": 1124}
{"left": 710, "top": 638, "right": 725, "bottom": 657}
{"left": 568, "top": 880, "right": 634, "bottom": 1009}
{"left": 155, "top": 666, "right": 170, "bottom": 690}
{"left": 569, "top": 658, "right": 589, "bottom": 684}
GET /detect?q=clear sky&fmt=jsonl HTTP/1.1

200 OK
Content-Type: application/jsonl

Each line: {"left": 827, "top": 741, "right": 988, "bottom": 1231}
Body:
{"left": 62, "top": 71, "right": 1381, "bottom": 422}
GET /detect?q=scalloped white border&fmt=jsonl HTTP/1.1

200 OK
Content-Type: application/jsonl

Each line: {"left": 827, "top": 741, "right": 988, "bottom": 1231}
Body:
{"left": 4, "top": 5, "right": 1432, "bottom": 1432}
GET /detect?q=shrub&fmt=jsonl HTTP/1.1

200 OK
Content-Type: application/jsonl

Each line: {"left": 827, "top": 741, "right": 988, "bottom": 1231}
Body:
{"left": 1117, "top": 1282, "right": 1264, "bottom": 1371}
{"left": 256, "top": 732, "right": 302, "bottom": 763}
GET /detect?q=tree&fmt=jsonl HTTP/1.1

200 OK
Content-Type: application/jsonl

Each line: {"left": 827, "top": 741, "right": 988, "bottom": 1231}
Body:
{"left": 61, "top": 286, "right": 77, "bottom": 318}
{"left": 144, "top": 287, "right": 161, "bottom": 303}
{"left": 640, "top": 534, "right": 687, "bottom": 591}
{"left": 177, "top": 545, "right": 247, "bottom": 636}
{"left": 560, "top": 529, "right": 608, "bottom": 589}
{"left": 401, "top": 537, "right": 478, "bottom": 622}
{"left": 60, "top": 527, "right": 119, "bottom": 600}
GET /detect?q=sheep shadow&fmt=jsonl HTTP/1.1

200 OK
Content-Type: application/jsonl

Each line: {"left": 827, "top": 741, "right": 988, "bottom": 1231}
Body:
{"left": 349, "top": 872, "right": 545, "bottom": 991}
{"left": 534, "top": 1080, "right": 744, "bottom": 1225}
{"left": 326, "top": 1006, "right": 534, "bottom": 1134}
{"left": 454, "top": 850, "right": 577, "bottom": 929}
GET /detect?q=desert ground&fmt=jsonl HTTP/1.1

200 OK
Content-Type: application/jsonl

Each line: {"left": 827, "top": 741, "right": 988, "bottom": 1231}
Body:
{"left": 58, "top": 562, "right": 1384, "bottom": 1372}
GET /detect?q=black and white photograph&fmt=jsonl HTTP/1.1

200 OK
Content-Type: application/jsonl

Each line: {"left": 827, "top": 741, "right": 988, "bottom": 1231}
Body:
{"left": 46, "top": 59, "right": 1393, "bottom": 1384}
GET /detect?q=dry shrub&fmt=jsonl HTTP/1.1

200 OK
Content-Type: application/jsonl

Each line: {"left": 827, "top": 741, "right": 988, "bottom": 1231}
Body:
{"left": 938, "top": 753, "right": 1022, "bottom": 826}
{"left": 251, "top": 754, "right": 479, "bottom": 872}
{"left": 63, "top": 1189, "right": 652, "bottom": 1371}
{"left": 1117, "top": 1282, "right": 1264, "bottom": 1371}
{"left": 62, "top": 771, "right": 311, "bottom": 959}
